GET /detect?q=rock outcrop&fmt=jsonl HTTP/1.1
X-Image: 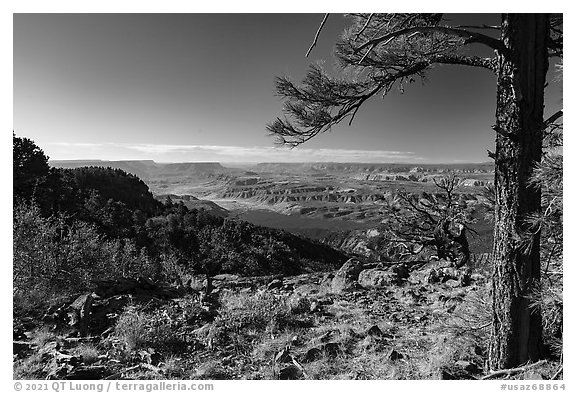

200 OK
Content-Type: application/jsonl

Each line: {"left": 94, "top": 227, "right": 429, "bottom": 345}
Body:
{"left": 331, "top": 259, "right": 364, "bottom": 293}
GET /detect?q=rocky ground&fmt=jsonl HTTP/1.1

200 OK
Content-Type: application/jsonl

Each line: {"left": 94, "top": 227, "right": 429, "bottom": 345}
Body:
{"left": 13, "top": 259, "right": 561, "bottom": 380}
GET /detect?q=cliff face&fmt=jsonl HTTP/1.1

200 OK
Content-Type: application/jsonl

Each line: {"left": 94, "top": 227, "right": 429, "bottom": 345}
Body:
{"left": 323, "top": 228, "right": 385, "bottom": 261}
{"left": 253, "top": 162, "right": 494, "bottom": 174}
{"left": 221, "top": 184, "right": 389, "bottom": 205}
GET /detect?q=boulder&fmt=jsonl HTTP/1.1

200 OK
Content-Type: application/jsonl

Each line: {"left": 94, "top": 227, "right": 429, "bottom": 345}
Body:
{"left": 439, "top": 369, "right": 458, "bottom": 380}
{"left": 391, "top": 263, "right": 410, "bottom": 281}
{"left": 278, "top": 364, "right": 303, "bottom": 380}
{"left": 67, "top": 294, "right": 92, "bottom": 337}
{"left": 94, "top": 295, "right": 132, "bottom": 330}
{"left": 358, "top": 269, "right": 396, "bottom": 288}
{"left": 322, "top": 342, "right": 342, "bottom": 358}
{"left": 455, "top": 360, "right": 481, "bottom": 374}
{"left": 302, "top": 347, "right": 322, "bottom": 363}
{"left": 445, "top": 279, "right": 461, "bottom": 288}
{"left": 319, "top": 272, "right": 334, "bottom": 287}
{"left": 419, "top": 260, "right": 471, "bottom": 286}
{"left": 267, "top": 278, "right": 283, "bottom": 291}
{"left": 212, "top": 273, "right": 239, "bottom": 281}
{"left": 66, "top": 365, "right": 109, "bottom": 380}
{"left": 366, "top": 325, "right": 383, "bottom": 337}
{"left": 388, "top": 349, "right": 404, "bottom": 361}
{"left": 288, "top": 295, "right": 311, "bottom": 315}
{"left": 294, "top": 283, "right": 320, "bottom": 296}
{"left": 331, "top": 259, "right": 363, "bottom": 293}
{"left": 13, "top": 341, "right": 33, "bottom": 358}
{"left": 93, "top": 278, "right": 181, "bottom": 299}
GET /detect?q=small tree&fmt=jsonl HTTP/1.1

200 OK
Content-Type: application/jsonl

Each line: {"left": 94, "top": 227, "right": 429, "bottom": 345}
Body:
{"left": 376, "top": 175, "right": 473, "bottom": 266}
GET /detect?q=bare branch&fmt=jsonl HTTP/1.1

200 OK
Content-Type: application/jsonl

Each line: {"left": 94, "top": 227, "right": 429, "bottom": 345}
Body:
{"left": 355, "top": 13, "right": 374, "bottom": 39}
{"left": 471, "top": 321, "right": 492, "bottom": 330}
{"left": 481, "top": 360, "right": 547, "bottom": 380}
{"left": 306, "top": 14, "right": 330, "bottom": 58}
{"left": 398, "top": 192, "right": 438, "bottom": 226}
{"left": 551, "top": 366, "right": 563, "bottom": 381}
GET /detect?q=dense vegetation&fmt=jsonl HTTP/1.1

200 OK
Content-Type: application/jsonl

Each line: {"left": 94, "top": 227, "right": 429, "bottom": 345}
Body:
{"left": 13, "top": 134, "right": 347, "bottom": 314}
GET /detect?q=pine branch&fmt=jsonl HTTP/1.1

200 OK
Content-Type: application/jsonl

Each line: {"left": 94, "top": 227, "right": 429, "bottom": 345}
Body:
{"left": 544, "top": 110, "right": 563, "bottom": 129}
{"left": 355, "top": 25, "right": 505, "bottom": 53}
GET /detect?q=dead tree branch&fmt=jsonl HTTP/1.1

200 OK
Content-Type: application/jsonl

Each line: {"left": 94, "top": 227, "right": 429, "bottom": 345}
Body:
{"left": 355, "top": 13, "right": 374, "bottom": 39}
{"left": 481, "top": 360, "right": 547, "bottom": 380}
{"left": 306, "top": 14, "right": 330, "bottom": 58}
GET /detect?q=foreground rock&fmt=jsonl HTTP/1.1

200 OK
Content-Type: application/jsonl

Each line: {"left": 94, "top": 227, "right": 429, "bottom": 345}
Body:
{"left": 67, "top": 294, "right": 93, "bottom": 337}
{"left": 331, "top": 259, "right": 364, "bottom": 293}
{"left": 358, "top": 264, "right": 409, "bottom": 288}
{"left": 410, "top": 259, "right": 472, "bottom": 287}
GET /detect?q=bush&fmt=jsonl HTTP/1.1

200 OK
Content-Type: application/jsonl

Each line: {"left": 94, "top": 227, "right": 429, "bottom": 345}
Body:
{"left": 72, "top": 343, "right": 100, "bottom": 365}
{"left": 208, "top": 292, "right": 292, "bottom": 350}
{"left": 111, "top": 306, "right": 185, "bottom": 356}
{"left": 14, "top": 202, "right": 163, "bottom": 308}
{"left": 113, "top": 307, "right": 149, "bottom": 353}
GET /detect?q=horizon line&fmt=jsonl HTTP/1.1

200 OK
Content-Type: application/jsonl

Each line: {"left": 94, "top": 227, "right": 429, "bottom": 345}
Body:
{"left": 48, "top": 158, "right": 495, "bottom": 166}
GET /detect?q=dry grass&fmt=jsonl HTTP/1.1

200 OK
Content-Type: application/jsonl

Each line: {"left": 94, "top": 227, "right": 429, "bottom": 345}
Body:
{"left": 208, "top": 291, "right": 295, "bottom": 350}
{"left": 13, "top": 353, "right": 47, "bottom": 380}
{"left": 15, "top": 259, "right": 558, "bottom": 381}
{"left": 73, "top": 343, "right": 100, "bottom": 365}
{"left": 28, "top": 326, "right": 58, "bottom": 347}
{"left": 162, "top": 355, "right": 185, "bottom": 379}
{"left": 112, "top": 307, "right": 148, "bottom": 353}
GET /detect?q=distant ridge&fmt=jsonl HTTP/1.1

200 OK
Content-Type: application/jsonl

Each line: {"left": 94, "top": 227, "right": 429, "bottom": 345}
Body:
{"left": 252, "top": 162, "right": 494, "bottom": 174}
{"left": 50, "top": 159, "right": 495, "bottom": 182}
{"left": 50, "top": 159, "right": 231, "bottom": 181}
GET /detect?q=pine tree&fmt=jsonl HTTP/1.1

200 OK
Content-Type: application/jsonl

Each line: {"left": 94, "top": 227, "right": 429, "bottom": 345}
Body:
{"left": 267, "top": 13, "right": 562, "bottom": 369}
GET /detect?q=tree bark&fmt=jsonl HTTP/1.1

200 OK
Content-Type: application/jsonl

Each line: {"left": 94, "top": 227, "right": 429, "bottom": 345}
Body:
{"left": 489, "top": 14, "right": 549, "bottom": 370}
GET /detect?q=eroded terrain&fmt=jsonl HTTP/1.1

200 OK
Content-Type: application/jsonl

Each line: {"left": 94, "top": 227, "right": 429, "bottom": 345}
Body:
{"left": 51, "top": 160, "right": 495, "bottom": 247}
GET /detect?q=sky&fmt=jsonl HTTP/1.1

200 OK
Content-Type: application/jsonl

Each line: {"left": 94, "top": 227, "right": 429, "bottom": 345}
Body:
{"left": 13, "top": 13, "right": 563, "bottom": 164}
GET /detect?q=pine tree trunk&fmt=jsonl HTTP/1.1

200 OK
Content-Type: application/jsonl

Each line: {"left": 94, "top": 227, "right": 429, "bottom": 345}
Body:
{"left": 489, "top": 14, "right": 549, "bottom": 370}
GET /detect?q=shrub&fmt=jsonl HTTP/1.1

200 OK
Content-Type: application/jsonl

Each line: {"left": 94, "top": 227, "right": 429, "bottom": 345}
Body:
{"left": 73, "top": 343, "right": 100, "bottom": 365}
{"left": 208, "top": 292, "right": 292, "bottom": 350}
{"left": 13, "top": 353, "right": 47, "bottom": 380}
{"left": 111, "top": 306, "right": 185, "bottom": 356}
{"left": 113, "top": 307, "right": 149, "bottom": 353}
{"left": 14, "top": 202, "right": 164, "bottom": 308}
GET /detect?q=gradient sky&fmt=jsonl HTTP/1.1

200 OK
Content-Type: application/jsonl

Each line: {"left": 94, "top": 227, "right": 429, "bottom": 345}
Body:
{"left": 13, "top": 13, "right": 563, "bottom": 163}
